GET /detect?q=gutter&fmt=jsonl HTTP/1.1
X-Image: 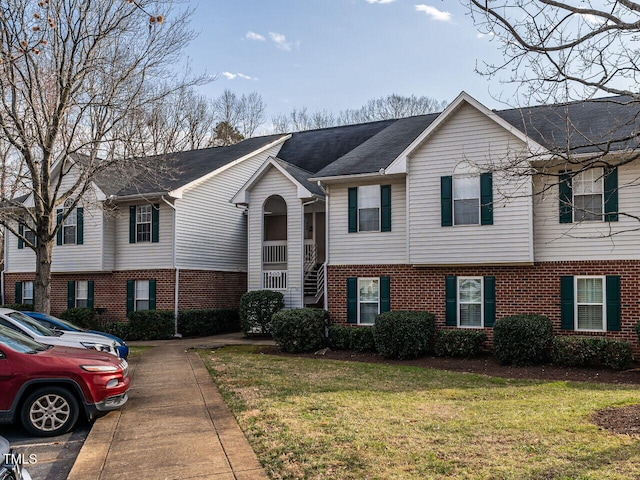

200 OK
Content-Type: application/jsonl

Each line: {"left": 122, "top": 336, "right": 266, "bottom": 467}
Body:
{"left": 161, "top": 195, "right": 181, "bottom": 338}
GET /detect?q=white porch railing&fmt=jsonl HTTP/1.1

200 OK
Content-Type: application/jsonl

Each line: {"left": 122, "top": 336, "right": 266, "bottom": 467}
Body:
{"left": 304, "top": 240, "right": 317, "bottom": 273}
{"left": 263, "top": 270, "right": 287, "bottom": 290}
{"left": 263, "top": 240, "right": 287, "bottom": 264}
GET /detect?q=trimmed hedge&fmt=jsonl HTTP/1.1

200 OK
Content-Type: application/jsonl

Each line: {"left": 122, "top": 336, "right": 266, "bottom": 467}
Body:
{"left": 178, "top": 309, "right": 240, "bottom": 337}
{"left": 1, "top": 303, "right": 34, "bottom": 311}
{"left": 493, "top": 314, "right": 553, "bottom": 366}
{"left": 327, "top": 325, "right": 376, "bottom": 353}
{"left": 552, "top": 336, "right": 633, "bottom": 370}
{"left": 103, "top": 321, "right": 132, "bottom": 341}
{"left": 270, "top": 308, "right": 328, "bottom": 353}
{"left": 60, "top": 307, "right": 100, "bottom": 329}
{"left": 239, "top": 290, "right": 284, "bottom": 335}
{"left": 374, "top": 311, "right": 436, "bottom": 359}
{"left": 636, "top": 321, "right": 640, "bottom": 345}
{"left": 127, "top": 310, "right": 174, "bottom": 340}
{"left": 434, "top": 330, "right": 487, "bottom": 358}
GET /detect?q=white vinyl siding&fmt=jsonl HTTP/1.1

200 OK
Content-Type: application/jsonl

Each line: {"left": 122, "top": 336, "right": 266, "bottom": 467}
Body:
{"left": 534, "top": 163, "right": 640, "bottom": 261}
{"left": 246, "top": 166, "right": 304, "bottom": 308}
{"left": 175, "top": 143, "right": 283, "bottom": 272}
{"left": 408, "top": 102, "right": 533, "bottom": 265}
{"left": 329, "top": 179, "right": 406, "bottom": 265}
{"left": 115, "top": 202, "right": 173, "bottom": 270}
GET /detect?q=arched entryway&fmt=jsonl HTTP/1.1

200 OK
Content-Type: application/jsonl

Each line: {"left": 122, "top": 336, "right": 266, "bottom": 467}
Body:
{"left": 262, "top": 195, "right": 288, "bottom": 289}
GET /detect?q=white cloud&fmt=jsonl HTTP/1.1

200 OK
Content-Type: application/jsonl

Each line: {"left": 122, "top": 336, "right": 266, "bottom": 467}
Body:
{"left": 366, "top": 0, "right": 397, "bottom": 3}
{"left": 414, "top": 4, "right": 452, "bottom": 22}
{"left": 222, "top": 72, "right": 257, "bottom": 81}
{"left": 477, "top": 31, "right": 495, "bottom": 39}
{"left": 246, "top": 31, "right": 266, "bottom": 41}
{"left": 269, "top": 32, "right": 292, "bottom": 51}
{"left": 580, "top": 13, "right": 606, "bottom": 25}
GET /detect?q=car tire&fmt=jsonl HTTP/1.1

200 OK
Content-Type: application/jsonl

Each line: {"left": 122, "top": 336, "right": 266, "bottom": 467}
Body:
{"left": 20, "top": 387, "right": 80, "bottom": 437}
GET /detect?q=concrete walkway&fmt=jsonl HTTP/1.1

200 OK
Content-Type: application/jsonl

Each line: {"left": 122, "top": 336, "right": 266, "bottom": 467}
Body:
{"left": 68, "top": 333, "right": 275, "bottom": 480}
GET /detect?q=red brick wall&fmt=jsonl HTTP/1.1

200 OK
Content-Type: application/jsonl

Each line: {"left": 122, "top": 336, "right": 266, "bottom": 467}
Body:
{"left": 328, "top": 261, "right": 640, "bottom": 356}
{"left": 4, "top": 269, "right": 247, "bottom": 322}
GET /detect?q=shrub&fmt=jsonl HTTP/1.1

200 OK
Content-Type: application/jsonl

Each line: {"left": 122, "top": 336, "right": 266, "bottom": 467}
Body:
{"left": 327, "top": 326, "right": 376, "bottom": 353}
{"left": 2, "top": 303, "right": 34, "bottom": 312}
{"left": 178, "top": 309, "right": 240, "bottom": 337}
{"left": 434, "top": 330, "right": 487, "bottom": 358}
{"left": 239, "top": 290, "right": 284, "bottom": 335}
{"left": 60, "top": 307, "right": 100, "bottom": 329}
{"left": 270, "top": 308, "right": 328, "bottom": 353}
{"left": 635, "top": 321, "right": 640, "bottom": 345}
{"left": 102, "top": 322, "right": 131, "bottom": 341}
{"left": 127, "top": 310, "right": 174, "bottom": 340}
{"left": 552, "top": 336, "right": 633, "bottom": 370}
{"left": 493, "top": 314, "right": 553, "bottom": 366}
{"left": 374, "top": 311, "right": 436, "bottom": 359}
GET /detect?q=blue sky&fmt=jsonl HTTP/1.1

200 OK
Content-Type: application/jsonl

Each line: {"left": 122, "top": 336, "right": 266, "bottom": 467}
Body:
{"left": 184, "top": 0, "right": 512, "bottom": 125}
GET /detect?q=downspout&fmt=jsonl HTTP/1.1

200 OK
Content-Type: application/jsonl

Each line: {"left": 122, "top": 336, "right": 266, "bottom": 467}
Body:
{"left": 161, "top": 196, "right": 181, "bottom": 338}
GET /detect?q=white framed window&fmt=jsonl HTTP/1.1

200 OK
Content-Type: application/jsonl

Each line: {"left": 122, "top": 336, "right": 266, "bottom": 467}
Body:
{"left": 458, "top": 277, "right": 483, "bottom": 327}
{"left": 358, "top": 185, "right": 380, "bottom": 232}
{"left": 22, "top": 281, "right": 34, "bottom": 305}
{"left": 75, "top": 281, "right": 89, "bottom": 308}
{"left": 136, "top": 205, "right": 152, "bottom": 242}
{"left": 62, "top": 198, "right": 77, "bottom": 245}
{"left": 453, "top": 174, "right": 480, "bottom": 225}
{"left": 575, "top": 276, "right": 605, "bottom": 331}
{"left": 135, "top": 280, "right": 150, "bottom": 311}
{"left": 358, "top": 278, "right": 380, "bottom": 325}
{"left": 573, "top": 168, "right": 604, "bottom": 222}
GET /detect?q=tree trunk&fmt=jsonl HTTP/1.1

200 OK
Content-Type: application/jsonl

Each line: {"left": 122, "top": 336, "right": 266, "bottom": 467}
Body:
{"left": 34, "top": 235, "right": 53, "bottom": 313}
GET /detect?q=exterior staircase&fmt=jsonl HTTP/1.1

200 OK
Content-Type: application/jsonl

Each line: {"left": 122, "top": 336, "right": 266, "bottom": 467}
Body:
{"left": 303, "top": 243, "right": 325, "bottom": 305}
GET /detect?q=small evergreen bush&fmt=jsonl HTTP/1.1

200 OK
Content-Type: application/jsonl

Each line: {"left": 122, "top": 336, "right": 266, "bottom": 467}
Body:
{"left": 127, "top": 310, "right": 174, "bottom": 340}
{"left": 493, "top": 314, "right": 553, "bottom": 366}
{"left": 239, "top": 290, "right": 284, "bottom": 335}
{"left": 103, "top": 322, "right": 131, "bottom": 341}
{"left": 2, "top": 303, "right": 34, "bottom": 312}
{"left": 374, "top": 311, "right": 436, "bottom": 359}
{"left": 270, "top": 308, "right": 328, "bottom": 353}
{"left": 60, "top": 307, "right": 100, "bottom": 329}
{"left": 434, "top": 330, "right": 487, "bottom": 358}
{"left": 327, "top": 325, "right": 376, "bottom": 353}
{"left": 178, "top": 308, "right": 240, "bottom": 337}
{"left": 552, "top": 336, "right": 632, "bottom": 370}
{"left": 635, "top": 321, "right": 640, "bottom": 345}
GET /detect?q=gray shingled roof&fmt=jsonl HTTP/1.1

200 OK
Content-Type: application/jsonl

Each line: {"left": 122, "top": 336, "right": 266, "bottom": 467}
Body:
{"left": 272, "top": 159, "right": 324, "bottom": 196}
{"left": 100, "top": 135, "right": 286, "bottom": 197}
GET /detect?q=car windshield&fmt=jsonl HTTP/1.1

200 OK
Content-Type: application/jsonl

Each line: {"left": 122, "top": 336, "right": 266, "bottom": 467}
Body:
{"left": 36, "top": 313, "right": 85, "bottom": 332}
{"left": 6, "top": 311, "right": 56, "bottom": 336}
{"left": 0, "top": 325, "right": 49, "bottom": 353}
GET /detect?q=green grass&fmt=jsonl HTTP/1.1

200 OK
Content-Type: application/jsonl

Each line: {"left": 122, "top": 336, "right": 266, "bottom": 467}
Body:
{"left": 200, "top": 345, "right": 640, "bottom": 480}
{"left": 127, "top": 345, "right": 154, "bottom": 357}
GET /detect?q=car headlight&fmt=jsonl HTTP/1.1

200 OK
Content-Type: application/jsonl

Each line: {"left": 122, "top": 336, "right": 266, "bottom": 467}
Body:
{"left": 80, "top": 365, "right": 119, "bottom": 372}
{"left": 81, "top": 342, "right": 111, "bottom": 352}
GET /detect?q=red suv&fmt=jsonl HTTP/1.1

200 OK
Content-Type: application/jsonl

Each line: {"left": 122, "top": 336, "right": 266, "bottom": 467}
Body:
{"left": 0, "top": 325, "right": 130, "bottom": 436}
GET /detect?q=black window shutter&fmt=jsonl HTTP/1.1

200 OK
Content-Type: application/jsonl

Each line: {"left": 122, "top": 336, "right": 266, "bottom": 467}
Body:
{"left": 56, "top": 209, "right": 63, "bottom": 245}
{"left": 606, "top": 275, "right": 621, "bottom": 331}
{"left": 559, "top": 172, "right": 573, "bottom": 224}
{"left": 77, "top": 207, "right": 84, "bottom": 245}
{"left": 87, "top": 280, "right": 95, "bottom": 309}
{"left": 560, "top": 276, "right": 575, "bottom": 330}
{"left": 129, "top": 206, "right": 136, "bottom": 244}
{"left": 18, "top": 222, "right": 24, "bottom": 249}
{"left": 483, "top": 276, "right": 496, "bottom": 327}
{"left": 380, "top": 185, "right": 391, "bottom": 232}
{"left": 152, "top": 204, "right": 160, "bottom": 243}
{"left": 445, "top": 276, "right": 457, "bottom": 326}
{"left": 441, "top": 176, "right": 453, "bottom": 227}
{"left": 347, "top": 277, "right": 357, "bottom": 323}
{"left": 15, "top": 282, "right": 22, "bottom": 303}
{"left": 67, "top": 281, "right": 75, "bottom": 309}
{"left": 126, "top": 280, "right": 134, "bottom": 314}
{"left": 348, "top": 188, "right": 358, "bottom": 233}
{"left": 380, "top": 276, "right": 391, "bottom": 314}
{"left": 149, "top": 279, "right": 157, "bottom": 310}
{"left": 604, "top": 167, "right": 619, "bottom": 222}
{"left": 480, "top": 173, "right": 493, "bottom": 225}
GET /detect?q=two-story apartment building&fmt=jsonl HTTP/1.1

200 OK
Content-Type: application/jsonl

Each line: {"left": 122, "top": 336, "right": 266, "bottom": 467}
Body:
{"left": 4, "top": 135, "right": 288, "bottom": 322}
{"left": 237, "top": 92, "right": 640, "bottom": 350}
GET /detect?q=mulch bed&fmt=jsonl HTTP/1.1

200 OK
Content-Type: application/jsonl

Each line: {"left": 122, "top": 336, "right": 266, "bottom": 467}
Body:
{"left": 257, "top": 346, "right": 640, "bottom": 436}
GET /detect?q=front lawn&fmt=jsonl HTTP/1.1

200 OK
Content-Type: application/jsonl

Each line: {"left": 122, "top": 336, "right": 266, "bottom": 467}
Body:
{"left": 200, "top": 346, "right": 640, "bottom": 480}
